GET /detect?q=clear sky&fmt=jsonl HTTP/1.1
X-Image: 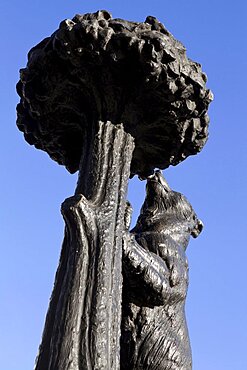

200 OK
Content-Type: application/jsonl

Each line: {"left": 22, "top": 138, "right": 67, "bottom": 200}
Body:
{"left": 1, "top": 1, "right": 247, "bottom": 369}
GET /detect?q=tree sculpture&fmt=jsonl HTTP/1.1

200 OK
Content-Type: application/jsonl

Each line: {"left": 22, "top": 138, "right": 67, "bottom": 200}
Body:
{"left": 16, "top": 10, "right": 212, "bottom": 370}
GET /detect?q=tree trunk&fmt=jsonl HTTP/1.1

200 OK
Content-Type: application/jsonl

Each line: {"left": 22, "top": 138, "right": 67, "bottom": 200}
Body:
{"left": 35, "top": 122, "right": 135, "bottom": 370}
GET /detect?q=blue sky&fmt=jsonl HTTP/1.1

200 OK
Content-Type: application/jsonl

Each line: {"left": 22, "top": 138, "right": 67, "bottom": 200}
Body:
{"left": 1, "top": 1, "right": 247, "bottom": 369}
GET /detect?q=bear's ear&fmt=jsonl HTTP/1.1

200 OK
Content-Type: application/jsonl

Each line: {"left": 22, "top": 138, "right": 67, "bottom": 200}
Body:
{"left": 191, "top": 219, "right": 204, "bottom": 238}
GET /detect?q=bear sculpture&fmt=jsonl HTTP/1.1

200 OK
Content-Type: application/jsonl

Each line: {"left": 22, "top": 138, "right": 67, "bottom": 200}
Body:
{"left": 121, "top": 170, "right": 203, "bottom": 370}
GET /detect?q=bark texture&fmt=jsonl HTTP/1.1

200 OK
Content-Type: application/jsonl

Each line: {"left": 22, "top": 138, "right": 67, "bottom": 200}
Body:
{"left": 35, "top": 122, "right": 134, "bottom": 370}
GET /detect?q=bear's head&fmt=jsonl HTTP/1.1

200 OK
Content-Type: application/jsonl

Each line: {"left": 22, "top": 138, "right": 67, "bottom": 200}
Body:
{"left": 132, "top": 171, "right": 203, "bottom": 247}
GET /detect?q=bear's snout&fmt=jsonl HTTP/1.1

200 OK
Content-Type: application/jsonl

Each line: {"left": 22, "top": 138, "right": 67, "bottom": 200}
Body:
{"left": 147, "top": 170, "right": 171, "bottom": 192}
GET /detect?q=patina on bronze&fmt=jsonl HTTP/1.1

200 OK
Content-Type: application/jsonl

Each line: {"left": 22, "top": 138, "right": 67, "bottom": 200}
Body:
{"left": 16, "top": 10, "right": 212, "bottom": 370}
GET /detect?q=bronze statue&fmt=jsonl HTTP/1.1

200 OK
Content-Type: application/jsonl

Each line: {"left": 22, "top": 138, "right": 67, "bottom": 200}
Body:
{"left": 16, "top": 10, "right": 212, "bottom": 369}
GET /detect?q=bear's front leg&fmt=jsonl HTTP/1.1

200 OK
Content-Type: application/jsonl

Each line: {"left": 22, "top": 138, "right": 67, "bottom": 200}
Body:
{"left": 122, "top": 232, "right": 184, "bottom": 306}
